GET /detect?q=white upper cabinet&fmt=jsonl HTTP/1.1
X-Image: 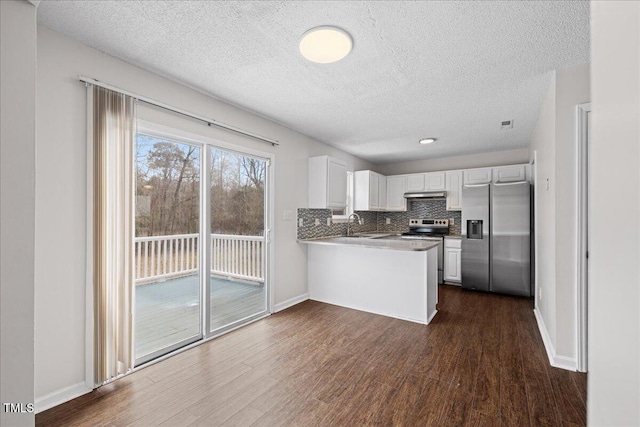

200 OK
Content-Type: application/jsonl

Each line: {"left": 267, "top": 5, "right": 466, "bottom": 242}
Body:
{"left": 308, "top": 155, "right": 347, "bottom": 209}
{"left": 386, "top": 175, "right": 407, "bottom": 211}
{"left": 406, "top": 172, "right": 446, "bottom": 192}
{"left": 425, "top": 172, "right": 446, "bottom": 191}
{"left": 406, "top": 173, "right": 425, "bottom": 192}
{"left": 463, "top": 168, "right": 493, "bottom": 185}
{"left": 354, "top": 170, "right": 387, "bottom": 211}
{"left": 445, "top": 170, "right": 463, "bottom": 211}
{"left": 378, "top": 174, "right": 387, "bottom": 209}
{"left": 493, "top": 164, "right": 527, "bottom": 183}
{"left": 341, "top": 163, "right": 527, "bottom": 213}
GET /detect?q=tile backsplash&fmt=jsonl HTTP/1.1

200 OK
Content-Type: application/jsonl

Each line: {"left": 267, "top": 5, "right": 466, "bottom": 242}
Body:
{"left": 297, "top": 200, "right": 461, "bottom": 240}
{"left": 296, "top": 209, "right": 377, "bottom": 239}
{"left": 376, "top": 199, "right": 462, "bottom": 235}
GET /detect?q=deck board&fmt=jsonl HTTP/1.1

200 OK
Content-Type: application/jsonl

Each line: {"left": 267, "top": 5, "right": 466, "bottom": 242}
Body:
{"left": 135, "top": 275, "right": 265, "bottom": 360}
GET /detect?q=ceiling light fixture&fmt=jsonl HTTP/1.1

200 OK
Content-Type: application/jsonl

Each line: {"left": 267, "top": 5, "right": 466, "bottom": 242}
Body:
{"left": 299, "top": 26, "right": 353, "bottom": 64}
{"left": 419, "top": 138, "right": 437, "bottom": 145}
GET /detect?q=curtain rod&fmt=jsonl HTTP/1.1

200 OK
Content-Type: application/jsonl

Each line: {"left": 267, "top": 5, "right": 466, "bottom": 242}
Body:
{"left": 79, "top": 75, "right": 279, "bottom": 147}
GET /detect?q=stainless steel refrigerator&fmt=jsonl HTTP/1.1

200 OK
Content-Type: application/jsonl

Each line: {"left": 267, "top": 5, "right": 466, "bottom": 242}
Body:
{"left": 461, "top": 182, "right": 531, "bottom": 297}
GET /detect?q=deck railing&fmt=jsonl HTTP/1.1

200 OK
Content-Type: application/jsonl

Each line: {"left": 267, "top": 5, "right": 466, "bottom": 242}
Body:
{"left": 134, "top": 233, "right": 264, "bottom": 285}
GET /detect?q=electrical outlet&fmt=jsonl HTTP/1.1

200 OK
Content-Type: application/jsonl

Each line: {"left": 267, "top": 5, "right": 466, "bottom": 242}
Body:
{"left": 449, "top": 218, "right": 455, "bottom": 225}
{"left": 298, "top": 218, "right": 303, "bottom": 227}
{"left": 538, "top": 287, "right": 542, "bottom": 300}
{"left": 546, "top": 178, "right": 550, "bottom": 191}
{"left": 386, "top": 218, "right": 391, "bottom": 225}
{"left": 314, "top": 218, "right": 320, "bottom": 226}
{"left": 326, "top": 218, "right": 331, "bottom": 226}
{"left": 283, "top": 210, "right": 293, "bottom": 220}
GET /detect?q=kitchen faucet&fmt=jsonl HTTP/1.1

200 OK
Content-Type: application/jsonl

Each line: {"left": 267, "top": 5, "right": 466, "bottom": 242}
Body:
{"left": 346, "top": 212, "right": 363, "bottom": 236}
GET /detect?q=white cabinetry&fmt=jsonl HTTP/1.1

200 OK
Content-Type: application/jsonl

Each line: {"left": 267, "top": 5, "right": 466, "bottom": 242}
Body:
{"left": 354, "top": 170, "right": 387, "bottom": 211}
{"left": 406, "top": 172, "right": 446, "bottom": 191}
{"left": 464, "top": 168, "right": 493, "bottom": 185}
{"left": 493, "top": 164, "right": 527, "bottom": 183}
{"left": 406, "top": 173, "right": 425, "bottom": 192}
{"left": 308, "top": 155, "right": 347, "bottom": 209}
{"left": 425, "top": 172, "right": 446, "bottom": 191}
{"left": 386, "top": 175, "right": 408, "bottom": 211}
{"left": 444, "top": 237, "right": 462, "bottom": 283}
{"left": 445, "top": 170, "right": 463, "bottom": 211}
{"left": 378, "top": 174, "right": 387, "bottom": 209}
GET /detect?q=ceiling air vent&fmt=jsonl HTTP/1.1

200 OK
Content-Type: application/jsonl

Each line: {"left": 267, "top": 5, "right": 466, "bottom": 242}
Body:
{"left": 501, "top": 120, "right": 514, "bottom": 130}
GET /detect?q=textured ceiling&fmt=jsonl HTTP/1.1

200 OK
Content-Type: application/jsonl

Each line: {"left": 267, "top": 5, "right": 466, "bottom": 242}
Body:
{"left": 37, "top": 1, "right": 590, "bottom": 164}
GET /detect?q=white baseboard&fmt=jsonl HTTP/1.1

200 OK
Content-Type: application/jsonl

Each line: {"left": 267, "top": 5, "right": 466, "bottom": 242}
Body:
{"left": 533, "top": 308, "right": 577, "bottom": 372}
{"left": 35, "top": 381, "right": 93, "bottom": 414}
{"left": 553, "top": 355, "right": 578, "bottom": 371}
{"left": 272, "top": 293, "right": 309, "bottom": 313}
{"left": 533, "top": 308, "right": 555, "bottom": 364}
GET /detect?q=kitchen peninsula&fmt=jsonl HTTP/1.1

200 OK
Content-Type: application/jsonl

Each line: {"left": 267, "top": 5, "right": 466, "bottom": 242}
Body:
{"left": 300, "top": 235, "right": 439, "bottom": 324}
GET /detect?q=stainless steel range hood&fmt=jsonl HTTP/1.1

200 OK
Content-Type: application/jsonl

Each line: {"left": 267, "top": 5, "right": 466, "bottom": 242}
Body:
{"left": 403, "top": 191, "right": 447, "bottom": 200}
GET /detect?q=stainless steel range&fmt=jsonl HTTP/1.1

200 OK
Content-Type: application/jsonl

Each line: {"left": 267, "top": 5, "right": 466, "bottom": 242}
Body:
{"left": 401, "top": 219, "right": 449, "bottom": 284}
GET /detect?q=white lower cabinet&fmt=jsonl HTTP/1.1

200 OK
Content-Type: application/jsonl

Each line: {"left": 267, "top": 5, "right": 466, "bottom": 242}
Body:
{"left": 444, "top": 237, "right": 462, "bottom": 283}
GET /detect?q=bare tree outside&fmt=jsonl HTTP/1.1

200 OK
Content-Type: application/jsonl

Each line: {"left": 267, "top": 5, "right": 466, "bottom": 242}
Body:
{"left": 136, "top": 135, "right": 200, "bottom": 237}
{"left": 133, "top": 134, "right": 267, "bottom": 358}
{"left": 210, "top": 148, "right": 265, "bottom": 236}
{"left": 135, "top": 135, "right": 266, "bottom": 237}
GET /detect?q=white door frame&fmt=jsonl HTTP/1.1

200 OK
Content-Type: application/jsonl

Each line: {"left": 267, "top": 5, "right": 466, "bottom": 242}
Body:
{"left": 575, "top": 103, "right": 591, "bottom": 373}
{"left": 531, "top": 151, "right": 538, "bottom": 311}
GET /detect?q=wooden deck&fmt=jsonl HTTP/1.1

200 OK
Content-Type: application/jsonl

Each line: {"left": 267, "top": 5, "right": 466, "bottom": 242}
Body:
{"left": 135, "top": 275, "right": 265, "bottom": 360}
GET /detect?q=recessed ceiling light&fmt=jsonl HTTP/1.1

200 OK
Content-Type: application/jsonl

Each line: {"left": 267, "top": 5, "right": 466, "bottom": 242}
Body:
{"left": 419, "top": 138, "right": 437, "bottom": 144}
{"left": 299, "top": 26, "right": 353, "bottom": 64}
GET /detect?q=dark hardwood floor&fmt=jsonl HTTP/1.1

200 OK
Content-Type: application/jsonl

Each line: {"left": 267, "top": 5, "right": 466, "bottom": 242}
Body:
{"left": 36, "top": 285, "right": 587, "bottom": 426}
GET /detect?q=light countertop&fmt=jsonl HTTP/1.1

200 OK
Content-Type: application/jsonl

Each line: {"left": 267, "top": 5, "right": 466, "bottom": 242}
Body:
{"left": 445, "top": 235, "right": 462, "bottom": 239}
{"left": 298, "top": 234, "right": 440, "bottom": 252}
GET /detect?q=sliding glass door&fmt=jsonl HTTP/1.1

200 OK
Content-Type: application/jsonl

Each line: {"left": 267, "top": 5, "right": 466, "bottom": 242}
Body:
{"left": 134, "top": 134, "right": 202, "bottom": 364}
{"left": 133, "top": 127, "right": 270, "bottom": 365}
{"left": 209, "top": 149, "right": 267, "bottom": 333}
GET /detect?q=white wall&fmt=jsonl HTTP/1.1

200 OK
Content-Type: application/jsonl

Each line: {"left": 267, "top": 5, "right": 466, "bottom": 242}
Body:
{"left": 378, "top": 148, "right": 529, "bottom": 175}
{"left": 588, "top": 1, "right": 640, "bottom": 425}
{"left": 1, "top": 1, "right": 37, "bottom": 426}
{"left": 554, "top": 64, "right": 590, "bottom": 359}
{"left": 529, "top": 73, "right": 558, "bottom": 354}
{"left": 528, "top": 63, "right": 590, "bottom": 370}
{"left": 34, "top": 26, "right": 374, "bottom": 405}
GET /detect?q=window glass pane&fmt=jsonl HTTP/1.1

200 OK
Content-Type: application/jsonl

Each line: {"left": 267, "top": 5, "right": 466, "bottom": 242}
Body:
{"left": 134, "top": 134, "right": 201, "bottom": 363}
{"left": 209, "top": 148, "right": 267, "bottom": 332}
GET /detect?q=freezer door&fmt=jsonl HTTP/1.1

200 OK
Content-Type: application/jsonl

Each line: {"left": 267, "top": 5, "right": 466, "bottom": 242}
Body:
{"left": 462, "top": 184, "right": 490, "bottom": 291}
{"left": 491, "top": 182, "right": 531, "bottom": 296}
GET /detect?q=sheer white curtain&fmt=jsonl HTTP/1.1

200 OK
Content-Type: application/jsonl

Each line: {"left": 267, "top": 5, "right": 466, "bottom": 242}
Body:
{"left": 90, "top": 85, "right": 136, "bottom": 385}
